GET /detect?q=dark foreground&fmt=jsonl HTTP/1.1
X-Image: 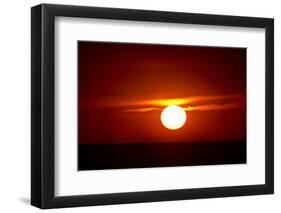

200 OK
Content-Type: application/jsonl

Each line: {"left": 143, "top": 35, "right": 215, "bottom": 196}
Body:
{"left": 78, "top": 141, "right": 246, "bottom": 170}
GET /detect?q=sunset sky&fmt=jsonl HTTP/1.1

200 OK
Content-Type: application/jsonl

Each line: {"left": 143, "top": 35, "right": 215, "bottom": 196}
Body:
{"left": 78, "top": 42, "right": 246, "bottom": 144}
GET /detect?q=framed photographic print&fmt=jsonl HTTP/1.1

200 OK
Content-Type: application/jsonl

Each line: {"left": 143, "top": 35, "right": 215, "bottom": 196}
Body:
{"left": 31, "top": 4, "right": 274, "bottom": 209}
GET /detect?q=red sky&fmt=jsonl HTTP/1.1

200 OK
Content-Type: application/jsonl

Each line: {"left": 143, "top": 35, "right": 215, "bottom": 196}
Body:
{"left": 78, "top": 42, "right": 246, "bottom": 144}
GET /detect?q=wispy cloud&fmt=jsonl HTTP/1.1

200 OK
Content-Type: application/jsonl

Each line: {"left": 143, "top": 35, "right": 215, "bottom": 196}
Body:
{"left": 93, "top": 94, "right": 241, "bottom": 108}
{"left": 102, "top": 98, "right": 192, "bottom": 108}
{"left": 122, "top": 102, "right": 243, "bottom": 113}
{"left": 184, "top": 102, "right": 243, "bottom": 111}
{"left": 81, "top": 93, "right": 245, "bottom": 113}
{"left": 121, "top": 94, "right": 245, "bottom": 113}
{"left": 122, "top": 107, "right": 159, "bottom": 112}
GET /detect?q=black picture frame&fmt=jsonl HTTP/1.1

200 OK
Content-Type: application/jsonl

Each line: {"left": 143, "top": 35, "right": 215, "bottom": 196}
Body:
{"left": 31, "top": 3, "right": 274, "bottom": 209}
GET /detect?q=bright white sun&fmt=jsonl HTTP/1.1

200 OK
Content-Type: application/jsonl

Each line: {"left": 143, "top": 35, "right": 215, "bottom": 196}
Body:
{"left": 161, "top": 105, "right": 187, "bottom": 130}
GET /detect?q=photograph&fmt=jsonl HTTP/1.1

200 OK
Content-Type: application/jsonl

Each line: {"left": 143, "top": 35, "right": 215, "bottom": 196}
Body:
{"left": 78, "top": 41, "right": 247, "bottom": 170}
{"left": 30, "top": 3, "right": 273, "bottom": 209}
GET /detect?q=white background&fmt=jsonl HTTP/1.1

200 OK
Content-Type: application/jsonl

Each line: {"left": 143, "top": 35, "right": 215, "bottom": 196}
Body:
{"left": 55, "top": 17, "right": 265, "bottom": 196}
{"left": 0, "top": 0, "right": 279, "bottom": 212}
